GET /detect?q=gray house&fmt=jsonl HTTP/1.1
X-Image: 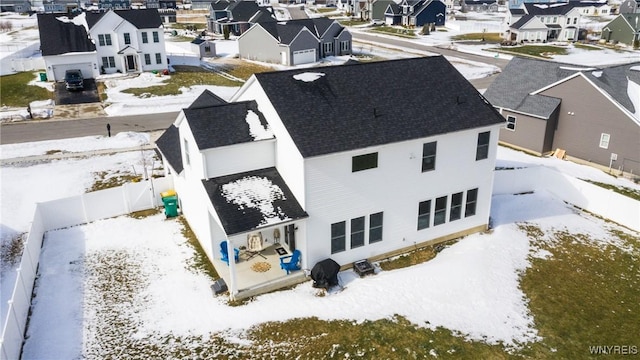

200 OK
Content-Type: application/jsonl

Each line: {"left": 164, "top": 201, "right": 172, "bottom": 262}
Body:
{"left": 484, "top": 57, "right": 640, "bottom": 176}
{"left": 0, "top": 0, "right": 31, "bottom": 12}
{"left": 619, "top": 0, "right": 640, "bottom": 14}
{"left": 238, "top": 17, "right": 352, "bottom": 66}
{"left": 601, "top": 13, "right": 640, "bottom": 48}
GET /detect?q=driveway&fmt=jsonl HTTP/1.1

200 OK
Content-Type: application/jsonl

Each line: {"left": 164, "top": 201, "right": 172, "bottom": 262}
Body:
{"left": 55, "top": 79, "right": 100, "bottom": 105}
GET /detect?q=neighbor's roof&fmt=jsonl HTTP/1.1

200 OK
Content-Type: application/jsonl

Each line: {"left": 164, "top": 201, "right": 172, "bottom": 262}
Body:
{"left": 37, "top": 13, "right": 96, "bottom": 56}
{"left": 188, "top": 89, "right": 227, "bottom": 109}
{"left": 202, "top": 167, "right": 308, "bottom": 235}
{"left": 86, "top": 9, "right": 162, "bottom": 29}
{"left": 252, "top": 56, "right": 505, "bottom": 158}
{"left": 155, "top": 125, "right": 183, "bottom": 174}
{"left": 483, "top": 57, "right": 640, "bottom": 119}
{"left": 258, "top": 17, "right": 338, "bottom": 44}
{"left": 523, "top": 2, "right": 576, "bottom": 15}
{"left": 184, "top": 100, "right": 274, "bottom": 150}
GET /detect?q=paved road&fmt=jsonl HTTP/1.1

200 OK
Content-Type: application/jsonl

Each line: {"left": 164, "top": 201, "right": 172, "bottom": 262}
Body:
{"left": 352, "top": 31, "right": 509, "bottom": 69}
{"left": 0, "top": 111, "right": 178, "bottom": 145}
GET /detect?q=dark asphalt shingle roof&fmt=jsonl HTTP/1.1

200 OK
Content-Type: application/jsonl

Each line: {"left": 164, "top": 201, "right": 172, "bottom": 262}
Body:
{"left": 253, "top": 56, "right": 505, "bottom": 158}
{"left": 483, "top": 57, "right": 640, "bottom": 119}
{"left": 86, "top": 9, "right": 162, "bottom": 29}
{"left": 202, "top": 167, "right": 308, "bottom": 235}
{"left": 258, "top": 18, "right": 339, "bottom": 44}
{"left": 523, "top": 2, "right": 575, "bottom": 15}
{"left": 184, "top": 100, "right": 272, "bottom": 150}
{"left": 155, "top": 125, "right": 183, "bottom": 174}
{"left": 510, "top": 14, "right": 534, "bottom": 29}
{"left": 37, "top": 13, "right": 96, "bottom": 56}
{"left": 188, "top": 89, "right": 227, "bottom": 109}
{"left": 228, "top": 0, "right": 261, "bottom": 21}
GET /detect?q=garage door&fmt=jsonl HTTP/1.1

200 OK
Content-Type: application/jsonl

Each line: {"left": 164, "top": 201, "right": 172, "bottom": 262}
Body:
{"left": 292, "top": 49, "right": 316, "bottom": 65}
{"left": 52, "top": 62, "right": 93, "bottom": 81}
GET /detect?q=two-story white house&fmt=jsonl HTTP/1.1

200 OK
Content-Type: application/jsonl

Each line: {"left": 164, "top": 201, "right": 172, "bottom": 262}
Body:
{"left": 156, "top": 56, "right": 505, "bottom": 300}
{"left": 504, "top": 2, "right": 582, "bottom": 42}
{"left": 86, "top": 9, "right": 167, "bottom": 74}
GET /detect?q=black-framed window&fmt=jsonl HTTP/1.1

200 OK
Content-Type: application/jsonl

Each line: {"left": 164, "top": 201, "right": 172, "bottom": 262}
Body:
{"left": 144, "top": 53, "right": 151, "bottom": 65}
{"left": 155, "top": 53, "right": 162, "bottom": 64}
{"left": 450, "top": 192, "right": 463, "bottom": 221}
{"left": 331, "top": 221, "right": 346, "bottom": 254}
{"left": 422, "top": 141, "right": 437, "bottom": 172}
{"left": 506, "top": 116, "right": 516, "bottom": 131}
{"left": 323, "top": 42, "right": 333, "bottom": 54}
{"left": 352, "top": 153, "right": 378, "bottom": 172}
{"left": 350, "top": 217, "right": 365, "bottom": 249}
{"left": 465, "top": 188, "right": 478, "bottom": 217}
{"left": 369, "top": 212, "right": 383, "bottom": 243}
{"left": 98, "top": 34, "right": 112, "bottom": 46}
{"left": 101, "top": 56, "right": 115, "bottom": 68}
{"left": 142, "top": 32, "right": 148, "bottom": 43}
{"left": 183, "top": 138, "right": 190, "bottom": 165}
{"left": 476, "top": 131, "right": 490, "bottom": 160}
{"left": 417, "top": 200, "right": 431, "bottom": 230}
{"left": 153, "top": 31, "right": 159, "bottom": 43}
{"left": 124, "top": 32, "right": 131, "bottom": 45}
{"left": 434, "top": 196, "right": 447, "bottom": 226}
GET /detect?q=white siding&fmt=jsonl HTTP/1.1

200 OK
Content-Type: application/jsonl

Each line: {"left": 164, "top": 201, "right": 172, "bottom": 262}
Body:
{"left": 202, "top": 139, "right": 276, "bottom": 179}
{"left": 303, "top": 126, "right": 500, "bottom": 267}
{"left": 44, "top": 53, "right": 99, "bottom": 81}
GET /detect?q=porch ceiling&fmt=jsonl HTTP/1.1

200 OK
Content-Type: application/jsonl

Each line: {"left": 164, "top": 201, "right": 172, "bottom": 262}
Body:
{"left": 202, "top": 167, "right": 308, "bottom": 235}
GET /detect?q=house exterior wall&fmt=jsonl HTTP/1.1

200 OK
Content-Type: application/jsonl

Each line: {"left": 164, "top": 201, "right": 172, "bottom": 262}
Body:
{"left": 601, "top": 16, "right": 635, "bottom": 45}
{"left": 202, "top": 140, "right": 276, "bottom": 179}
{"left": 43, "top": 52, "right": 99, "bottom": 81}
{"left": 414, "top": 2, "right": 446, "bottom": 27}
{"left": 497, "top": 109, "right": 549, "bottom": 154}
{"left": 238, "top": 25, "right": 283, "bottom": 63}
{"left": 541, "top": 75, "right": 640, "bottom": 174}
{"left": 335, "top": 29, "right": 352, "bottom": 56}
{"left": 303, "top": 126, "right": 500, "bottom": 267}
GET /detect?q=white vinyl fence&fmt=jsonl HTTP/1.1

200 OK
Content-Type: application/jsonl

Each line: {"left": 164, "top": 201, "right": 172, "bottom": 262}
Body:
{"left": 446, "top": 21, "right": 503, "bottom": 34}
{"left": 494, "top": 166, "right": 640, "bottom": 231}
{"left": 0, "top": 177, "right": 173, "bottom": 360}
{"left": 0, "top": 43, "right": 44, "bottom": 76}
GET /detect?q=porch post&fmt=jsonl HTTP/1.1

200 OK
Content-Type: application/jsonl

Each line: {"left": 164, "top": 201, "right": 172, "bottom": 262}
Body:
{"left": 227, "top": 239, "right": 238, "bottom": 300}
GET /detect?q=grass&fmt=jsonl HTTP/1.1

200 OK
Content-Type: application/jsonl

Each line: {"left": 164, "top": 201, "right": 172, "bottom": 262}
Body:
{"left": 452, "top": 32, "right": 502, "bottom": 42}
{"left": 0, "top": 233, "right": 25, "bottom": 271}
{"left": 204, "top": 62, "right": 274, "bottom": 81}
{"left": 378, "top": 239, "right": 457, "bottom": 271}
{"left": 178, "top": 216, "right": 219, "bottom": 281}
{"left": 338, "top": 18, "right": 369, "bottom": 26}
{"left": 315, "top": 7, "right": 338, "bottom": 13}
{"left": 573, "top": 43, "right": 601, "bottom": 51}
{"left": 88, "top": 171, "right": 142, "bottom": 192}
{"left": 369, "top": 26, "right": 417, "bottom": 38}
{"left": 121, "top": 67, "right": 242, "bottom": 97}
{"left": 517, "top": 225, "right": 640, "bottom": 358}
{"left": 0, "top": 72, "right": 53, "bottom": 107}
{"left": 496, "top": 45, "right": 569, "bottom": 58}
{"left": 583, "top": 179, "right": 640, "bottom": 201}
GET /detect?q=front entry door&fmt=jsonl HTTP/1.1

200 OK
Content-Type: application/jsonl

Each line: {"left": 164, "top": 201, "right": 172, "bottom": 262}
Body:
{"left": 126, "top": 55, "right": 136, "bottom": 72}
{"left": 284, "top": 224, "right": 296, "bottom": 251}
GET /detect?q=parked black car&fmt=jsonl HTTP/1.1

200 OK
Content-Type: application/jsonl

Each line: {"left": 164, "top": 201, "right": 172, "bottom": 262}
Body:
{"left": 64, "top": 69, "right": 84, "bottom": 91}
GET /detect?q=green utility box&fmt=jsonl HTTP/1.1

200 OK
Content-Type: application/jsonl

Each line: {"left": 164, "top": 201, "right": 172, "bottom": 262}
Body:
{"left": 162, "top": 195, "right": 178, "bottom": 218}
{"left": 39, "top": 73, "right": 47, "bottom": 81}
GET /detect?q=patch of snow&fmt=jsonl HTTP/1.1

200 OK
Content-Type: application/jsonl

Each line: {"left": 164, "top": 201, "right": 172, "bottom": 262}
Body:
{"left": 631, "top": 66, "right": 640, "bottom": 72}
{"left": 221, "top": 176, "right": 289, "bottom": 225}
{"left": 245, "top": 110, "right": 274, "bottom": 141}
{"left": 293, "top": 72, "right": 325, "bottom": 82}
{"left": 627, "top": 78, "right": 640, "bottom": 120}
{"left": 591, "top": 70, "right": 603, "bottom": 77}
{"left": 559, "top": 66, "right": 597, "bottom": 71}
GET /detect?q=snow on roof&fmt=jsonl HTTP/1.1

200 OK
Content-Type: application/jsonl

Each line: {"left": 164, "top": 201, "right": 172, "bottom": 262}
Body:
{"left": 55, "top": 12, "right": 88, "bottom": 34}
{"left": 627, "top": 79, "right": 639, "bottom": 119}
{"left": 221, "top": 176, "right": 290, "bottom": 226}
{"left": 293, "top": 72, "right": 325, "bottom": 82}
{"left": 245, "top": 109, "right": 274, "bottom": 141}
{"left": 591, "top": 70, "right": 603, "bottom": 78}
{"left": 631, "top": 66, "right": 640, "bottom": 72}
{"left": 559, "top": 66, "right": 597, "bottom": 71}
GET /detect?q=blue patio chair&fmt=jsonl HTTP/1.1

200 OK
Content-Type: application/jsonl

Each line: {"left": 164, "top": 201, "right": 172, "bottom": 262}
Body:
{"left": 279, "top": 249, "right": 301, "bottom": 274}
{"left": 220, "top": 241, "right": 239, "bottom": 265}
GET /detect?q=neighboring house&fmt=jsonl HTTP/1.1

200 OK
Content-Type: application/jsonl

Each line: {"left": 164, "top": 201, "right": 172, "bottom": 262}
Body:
{"left": 504, "top": 2, "right": 582, "bottom": 42}
{"left": 145, "top": 0, "right": 159, "bottom": 7}
{"left": 484, "top": 57, "right": 640, "bottom": 175}
{"left": 155, "top": 56, "right": 504, "bottom": 299}
{"left": 368, "top": 0, "right": 395, "bottom": 21}
{"left": 601, "top": 13, "right": 640, "bottom": 47}
{"left": 191, "top": 37, "right": 216, "bottom": 57}
{"left": 86, "top": 9, "right": 166, "bottom": 74}
{"left": 238, "top": 17, "right": 352, "bottom": 65}
{"left": 384, "top": 0, "right": 446, "bottom": 27}
{"left": 191, "top": 0, "right": 213, "bottom": 9}
{"left": 461, "top": 0, "right": 498, "bottom": 12}
{"left": 208, "top": 0, "right": 275, "bottom": 36}
{"left": 0, "top": 0, "right": 31, "bottom": 12}
{"left": 37, "top": 13, "right": 99, "bottom": 81}
{"left": 570, "top": 0, "right": 613, "bottom": 15}
{"left": 158, "top": 0, "right": 176, "bottom": 8}
{"left": 98, "top": 0, "right": 130, "bottom": 9}
{"left": 43, "top": 0, "right": 80, "bottom": 12}
{"left": 619, "top": 0, "right": 640, "bottom": 13}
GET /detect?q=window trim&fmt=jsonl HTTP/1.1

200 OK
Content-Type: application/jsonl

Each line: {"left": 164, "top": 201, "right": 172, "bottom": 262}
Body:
{"left": 124, "top": 32, "right": 131, "bottom": 45}
{"left": 183, "top": 138, "right": 190, "bottom": 166}
{"left": 142, "top": 32, "right": 148, "bottom": 43}
{"left": 155, "top": 52, "right": 162, "bottom": 65}
{"left": 323, "top": 42, "right": 333, "bottom": 54}
{"left": 350, "top": 217, "right": 365, "bottom": 249}
{"left": 417, "top": 199, "right": 431, "bottom": 230}
{"left": 340, "top": 40, "right": 350, "bottom": 52}
{"left": 475, "top": 131, "right": 490, "bottom": 161}
{"left": 506, "top": 115, "right": 516, "bottom": 131}
{"left": 599, "top": 133, "right": 610, "bottom": 149}
{"left": 434, "top": 195, "right": 447, "bottom": 226}
{"left": 352, "top": 152, "right": 378, "bottom": 172}
{"left": 153, "top": 31, "right": 160, "bottom": 43}
{"left": 144, "top": 53, "right": 151, "bottom": 65}
{"left": 369, "top": 212, "right": 383, "bottom": 243}
{"left": 465, "top": 188, "right": 478, "bottom": 217}
{"left": 450, "top": 192, "right": 463, "bottom": 221}
{"left": 421, "top": 141, "right": 437, "bottom": 172}
{"left": 331, "top": 221, "right": 346, "bottom": 254}
{"left": 101, "top": 56, "right": 116, "bottom": 68}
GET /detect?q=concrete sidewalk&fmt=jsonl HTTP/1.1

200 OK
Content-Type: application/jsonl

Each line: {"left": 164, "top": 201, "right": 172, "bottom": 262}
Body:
{"left": 53, "top": 103, "right": 107, "bottom": 120}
